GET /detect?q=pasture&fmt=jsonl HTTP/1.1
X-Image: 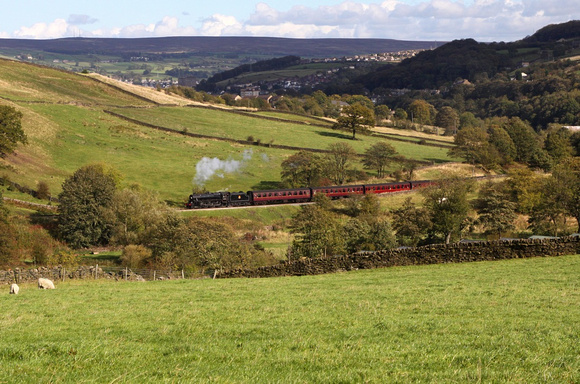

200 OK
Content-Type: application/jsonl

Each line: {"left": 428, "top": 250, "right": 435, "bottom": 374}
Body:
{"left": 109, "top": 106, "right": 456, "bottom": 163}
{"left": 1, "top": 255, "right": 579, "bottom": 383}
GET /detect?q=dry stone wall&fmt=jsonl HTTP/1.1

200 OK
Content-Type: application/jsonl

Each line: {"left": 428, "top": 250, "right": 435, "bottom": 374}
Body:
{"left": 217, "top": 236, "right": 580, "bottom": 278}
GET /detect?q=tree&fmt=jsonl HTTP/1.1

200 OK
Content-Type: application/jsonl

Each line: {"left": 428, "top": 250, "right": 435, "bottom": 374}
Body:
{"left": 544, "top": 126, "right": 574, "bottom": 165}
{"left": 280, "top": 150, "right": 323, "bottom": 188}
{"left": 549, "top": 157, "right": 580, "bottom": 232}
{"left": 0, "top": 105, "right": 27, "bottom": 157}
{"left": 289, "top": 201, "right": 345, "bottom": 259}
{"left": 107, "top": 185, "right": 172, "bottom": 246}
{"left": 391, "top": 197, "right": 431, "bottom": 246}
{"left": 435, "top": 106, "right": 459, "bottom": 135}
{"left": 473, "top": 182, "right": 517, "bottom": 238}
{"left": 488, "top": 125, "right": 516, "bottom": 165}
{"left": 362, "top": 142, "right": 397, "bottom": 178}
{"left": 503, "top": 167, "right": 544, "bottom": 214}
{"left": 449, "top": 126, "right": 500, "bottom": 169}
{"left": 57, "top": 164, "right": 118, "bottom": 248}
{"left": 325, "top": 143, "right": 357, "bottom": 185}
{"left": 528, "top": 177, "right": 568, "bottom": 236}
{"left": 422, "top": 177, "right": 475, "bottom": 244}
{"left": 407, "top": 99, "right": 435, "bottom": 125}
{"left": 374, "top": 105, "right": 391, "bottom": 124}
{"left": 333, "top": 103, "right": 375, "bottom": 140}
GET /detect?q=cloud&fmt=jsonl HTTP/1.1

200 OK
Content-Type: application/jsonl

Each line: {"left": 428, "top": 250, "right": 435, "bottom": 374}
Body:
{"left": 3, "top": 0, "right": 580, "bottom": 41}
{"left": 13, "top": 19, "right": 72, "bottom": 39}
{"left": 67, "top": 14, "right": 98, "bottom": 26}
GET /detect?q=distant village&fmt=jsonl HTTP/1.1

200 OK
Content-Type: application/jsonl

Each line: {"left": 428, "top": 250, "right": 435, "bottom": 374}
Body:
{"left": 14, "top": 48, "right": 427, "bottom": 96}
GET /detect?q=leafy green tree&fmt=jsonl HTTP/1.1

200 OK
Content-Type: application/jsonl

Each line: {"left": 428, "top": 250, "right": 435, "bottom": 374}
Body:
{"left": 528, "top": 177, "right": 569, "bottom": 237}
{"left": 57, "top": 164, "right": 118, "bottom": 248}
{"left": 325, "top": 143, "right": 357, "bottom": 185}
{"left": 501, "top": 117, "right": 549, "bottom": 169}
{"left": 435, "top": 106, "right": 459, "bottom": 135}
{"left": 289, "top": 201, "right": 345, "bottom": 259}
{"left": 280, "top": 150, "right": 323, "bottom": 188}
{"left": 394, "top": 108, "right": 407, "bottom": 121}
{"left": 345, "top": 95, "right": 374, "bottom": 109}
{"left": 408, "top": 99, "right": 435, "bottom": 125}
{"left": 107, "top": 185, "right": 172, "bottom": 246}
{"left": 391, "top": 197, "right": 431, "bottom": 246}
{"left": 459, "top": 112, "right": 482, "bottom": 129}
{"left": 344, "top": 218, "right": 372, "bottom": 253}
{"left": 374, "top": 105, "right": 391, "bottom": 124}
{"left": 0, "top": 105, "right": 27, "bottom": 157}
{"left": 488, "top": 125, "right": 516, "bottom": 165}
{"left": 362, "top": 142, "right": 397, "bottom": 178}
{"left": 544, "top": 126, "right": 574, "bottom": 164}
{"left": 333, "top": 103, "right": 375, "bottom": 140}
{"left": 422, "top": 177, "right": 475, "bottom": 244}
{"left": 503, "top": 167, "right": 544, "bottom": 214}
{"left": 474, "top": 182, "right": 517, "bottom": 238}
{"left": 449, "top": 126, "right": 500, "bottom": 169}
{"left": 550, "top": 157, "right": 580, "bottom": 232}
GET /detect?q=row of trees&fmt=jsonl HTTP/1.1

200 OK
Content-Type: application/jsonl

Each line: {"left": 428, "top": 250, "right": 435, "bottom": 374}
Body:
{"left": 450, "top": 116, "right": 579, "bottom": 171}
{"left": 289, "top": 161, "right": 580, "bottom": 260}
{"left": 281, "top": 141, "right": 399, "bottom": 188}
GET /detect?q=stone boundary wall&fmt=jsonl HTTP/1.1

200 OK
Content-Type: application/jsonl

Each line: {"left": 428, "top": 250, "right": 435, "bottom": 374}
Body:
{"left": 217, "top": 236, "right": 580, "bottom": 278}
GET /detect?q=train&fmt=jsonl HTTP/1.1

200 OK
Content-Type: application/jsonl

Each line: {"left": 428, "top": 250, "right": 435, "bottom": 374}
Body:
{"left": 186, "top": 180, "right": 434, "bottom": 209}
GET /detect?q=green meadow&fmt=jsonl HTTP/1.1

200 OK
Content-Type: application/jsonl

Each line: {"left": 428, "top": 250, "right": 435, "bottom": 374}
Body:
{"left": 109, "top": 106, "right": 455, "bottom": 162}
{"left": 1, "top": 255, "right": 578, "bottom": 383}
{"left": 1, "top": 59, "right": 457, "bottom": 206}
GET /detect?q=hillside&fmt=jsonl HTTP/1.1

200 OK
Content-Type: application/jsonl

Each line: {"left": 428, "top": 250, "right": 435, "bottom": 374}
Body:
{"left": 0, "top": 36, "right": 440, "bottom": 58}
{"left": 0, "top": 58, "right": 457, "bottom": 205}
{"left": 353, "top": 20, "right": 580, "bottom": 91}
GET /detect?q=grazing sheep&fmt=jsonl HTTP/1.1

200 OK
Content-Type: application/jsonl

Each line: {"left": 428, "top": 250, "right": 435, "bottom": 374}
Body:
{"left": 38, "top": 278, "right": 55, "bottom": 289}
{"left": 10, "top": 284, "right": 19, "bottom": 295}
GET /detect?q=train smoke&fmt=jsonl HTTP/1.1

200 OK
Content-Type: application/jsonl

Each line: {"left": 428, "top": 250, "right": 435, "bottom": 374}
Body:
{"left": 193, "top": 149, "right": 253, "bottom": 186}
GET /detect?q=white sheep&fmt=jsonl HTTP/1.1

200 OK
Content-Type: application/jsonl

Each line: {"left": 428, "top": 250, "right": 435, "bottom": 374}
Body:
{"left": 38, "top": 278, "right": 55, "bottom": 289}
{"left": 10, "top": 283, "right": 19, "bottom": 294}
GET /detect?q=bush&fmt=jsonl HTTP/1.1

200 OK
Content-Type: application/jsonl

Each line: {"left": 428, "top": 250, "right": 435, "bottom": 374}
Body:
{"left": 121, "top": 245, "right": 152, "bottom": 269}
{"left": 36, "top": 181, "right": 50, "bottom": 200}
{"left": 49, "top": 249, "right": 79, "bottom": 267}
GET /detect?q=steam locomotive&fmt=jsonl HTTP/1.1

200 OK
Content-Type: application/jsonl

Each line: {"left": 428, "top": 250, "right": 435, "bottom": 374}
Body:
{"left": 186, "top": 180, "right": 433, "bottom": 209}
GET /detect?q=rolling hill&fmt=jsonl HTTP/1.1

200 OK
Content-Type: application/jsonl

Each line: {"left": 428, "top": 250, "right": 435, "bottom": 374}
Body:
{"left": 0, "top": 58, "right": 457, "bottom": 206}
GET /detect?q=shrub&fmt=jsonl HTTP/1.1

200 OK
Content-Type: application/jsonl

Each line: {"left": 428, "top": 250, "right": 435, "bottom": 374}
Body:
{"left": 121, "top": 245, "right": 152, "bottom": 269}
{"left": 36, "top": 181, "right": 50, "bottom": 200}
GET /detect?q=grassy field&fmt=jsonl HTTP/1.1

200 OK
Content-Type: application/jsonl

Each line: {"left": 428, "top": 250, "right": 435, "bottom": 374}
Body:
{"left": 0, "top": 59, "right": 458, "bottom": 207}
{"left": 1, "top": 255, "right": 578, "bottom": 382}
{"left": 109, "top": 106, "right": 456, "bottom": 163}
{"left": 0, "top": 59, "right": 151, "bottom": 106}
{"left": 14, "top": 104, "right": 294, "bottom": 203}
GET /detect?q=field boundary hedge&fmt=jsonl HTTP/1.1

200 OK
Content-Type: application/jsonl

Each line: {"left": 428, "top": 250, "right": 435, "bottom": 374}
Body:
{"left": 216, "top": 236, "right": 580, "bottom": 278}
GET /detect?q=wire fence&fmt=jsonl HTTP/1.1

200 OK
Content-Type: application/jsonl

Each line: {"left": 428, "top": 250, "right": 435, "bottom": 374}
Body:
{"left": 95, "top": 265, "right": 216, "bottom": 281}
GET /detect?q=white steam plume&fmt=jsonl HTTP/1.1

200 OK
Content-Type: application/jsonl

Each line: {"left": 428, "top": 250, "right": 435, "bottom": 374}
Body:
{"left": 193, "top": 149, "right": 253, "bottom": 186}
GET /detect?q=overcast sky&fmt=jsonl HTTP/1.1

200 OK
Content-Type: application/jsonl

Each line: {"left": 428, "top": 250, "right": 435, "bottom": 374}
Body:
{"left": 1, "top": 0, "right": 578, "bottom": 42}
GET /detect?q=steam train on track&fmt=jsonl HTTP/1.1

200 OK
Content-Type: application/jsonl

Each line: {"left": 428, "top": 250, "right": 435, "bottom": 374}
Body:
{"left": 186, "top": 180, "right": 434, "bottom": 209}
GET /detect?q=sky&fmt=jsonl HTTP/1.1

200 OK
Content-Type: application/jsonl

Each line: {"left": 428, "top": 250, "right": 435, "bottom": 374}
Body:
{"left": 0, "top": 0, "right": 578, "bottom": 42}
